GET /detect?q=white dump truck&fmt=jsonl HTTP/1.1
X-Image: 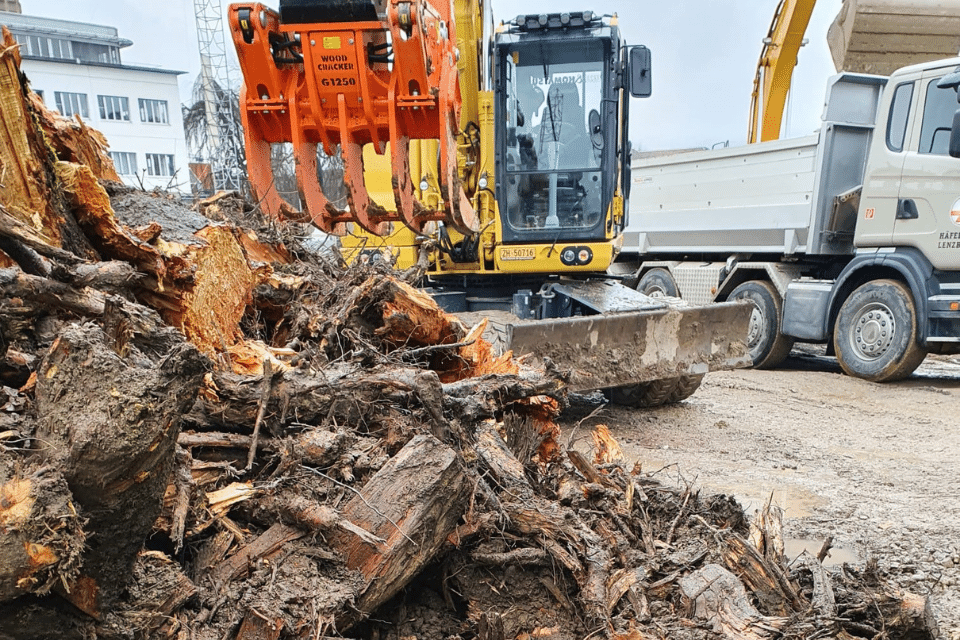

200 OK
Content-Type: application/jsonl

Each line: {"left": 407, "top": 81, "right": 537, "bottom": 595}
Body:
{"left": 619, "top": 58, "right": 960, "bottom": 382}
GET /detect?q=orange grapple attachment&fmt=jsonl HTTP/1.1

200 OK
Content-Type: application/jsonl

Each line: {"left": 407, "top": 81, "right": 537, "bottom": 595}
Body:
{"left": 229, "top": 1, "right": 479, "bottom": 237}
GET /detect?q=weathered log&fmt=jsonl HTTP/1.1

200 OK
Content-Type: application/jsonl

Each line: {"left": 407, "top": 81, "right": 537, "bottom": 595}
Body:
{"left": 0, "top": 267, "right": 159, "bottom": 342}
{"left": 0, "top": 267, "right": 104, "bottom": 317}
{"left": 210, "top": 523, "right": 304, "bottom": 588}
{"left": 793, "top": 551, "right": 836, "bottom": 618}
{"left": 178, "top": 431, "right": 281, "bottom": 452}
{"left": 475, "top": 420, "right": 534, "bottom": 497}
{"left": 188, "top": 365, "right": 446, "bottom": 436}
{"left": 33, "top": 324, "right": 206, "bottom": 612}
{"left": 442, "top": 372, "right": 565, "bottom": 424}
{"left": 679, "top": 564, "right": 787, "bottom": 640}
{"left": 0, "top": 457, "right": 85, "bottom": 603}
{"left": 721, "top": 532, "right": 803, "bottom": 616}
{"left": 0, "top": 29, "right": 95, "bottom": 261}
{"left": 254, "top": 492, "right": 384, "bottom": 547}
{"left": 330, "top": 434, "right": 470, "bottom": 629}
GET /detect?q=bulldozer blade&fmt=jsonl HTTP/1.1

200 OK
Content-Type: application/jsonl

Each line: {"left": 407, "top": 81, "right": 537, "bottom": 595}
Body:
{"left": 506, "top": 302, "right": 752, "bottom": 393}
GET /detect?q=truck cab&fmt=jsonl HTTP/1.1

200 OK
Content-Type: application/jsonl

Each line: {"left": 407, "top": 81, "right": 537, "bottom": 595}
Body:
{"left": 858, "top": 57, "right": 960, "bottom": 272}
{"left": 624, "top": 57, "right": 960, "bottom": 382}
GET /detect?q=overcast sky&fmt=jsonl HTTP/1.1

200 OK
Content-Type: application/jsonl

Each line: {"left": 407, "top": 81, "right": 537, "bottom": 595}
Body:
{"left": 22, "top": 0, "right": 842, "bottom": 150}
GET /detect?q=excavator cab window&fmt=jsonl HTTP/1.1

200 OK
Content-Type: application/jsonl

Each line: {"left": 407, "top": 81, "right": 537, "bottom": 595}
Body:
{"left": 499, "top": 38, "right": 607, "bottom": 239}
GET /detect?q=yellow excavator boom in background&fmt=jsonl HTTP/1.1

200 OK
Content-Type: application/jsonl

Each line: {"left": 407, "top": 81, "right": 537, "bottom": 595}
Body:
{"left": 748, "top": 0, "right": 816, "bottom": 144}
{"left": 750, "top": 0, "right": 960, "bottom": 144}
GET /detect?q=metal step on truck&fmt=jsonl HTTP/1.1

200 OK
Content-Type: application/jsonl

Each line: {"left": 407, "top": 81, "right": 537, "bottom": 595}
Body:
{"left": 618, "top": 58, "right": 960, "bottom": 382}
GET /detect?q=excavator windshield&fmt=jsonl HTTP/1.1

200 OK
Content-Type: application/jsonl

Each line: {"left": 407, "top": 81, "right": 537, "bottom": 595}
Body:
{"left": 500, "top": 39, "right": 606, "bottom": 237}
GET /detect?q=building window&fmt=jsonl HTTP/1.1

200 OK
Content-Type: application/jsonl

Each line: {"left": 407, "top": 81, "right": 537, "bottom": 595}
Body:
{"left": 110, "top": 152, "right": 137, "bottom": 176}
{"left": 145, "top": 153, "right": 175, "bottom": 177}
{"left": 98, "top": 95, "right": 130, "bottom": 121}
{"left": 14, "top": 34, "right": 73, "bottom": 60}
{"left": 72, "top": 41, "right": 120, "bottom": 64}
{"left": 139, "top": 99, "right": 169, "bottom": 124}
{"left": 54, "top": 92, "right": 88, "bottom": 119}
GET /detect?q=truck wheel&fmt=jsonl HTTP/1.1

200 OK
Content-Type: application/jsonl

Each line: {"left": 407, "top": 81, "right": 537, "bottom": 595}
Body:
{"left": 637, "top": 268, "right": 679, "bottom": 298}
{"left": 728, "top": 280, "right": 794, "bottom": 369}
{"left": 833, "top": 279, "right": 927, "bottom": 382}
{"left": 604, "top": 375, "right": 703, "bottom": 408}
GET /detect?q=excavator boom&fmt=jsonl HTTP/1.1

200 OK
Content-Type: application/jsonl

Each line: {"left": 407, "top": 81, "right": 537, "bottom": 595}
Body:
{"left": 751, "top": 0, "right": 960, "bottom": 144}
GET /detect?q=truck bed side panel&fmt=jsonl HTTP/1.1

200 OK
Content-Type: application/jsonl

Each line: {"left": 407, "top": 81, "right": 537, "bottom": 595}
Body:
{"left": 628, "top": 136, "right": 820, "bottom": 256}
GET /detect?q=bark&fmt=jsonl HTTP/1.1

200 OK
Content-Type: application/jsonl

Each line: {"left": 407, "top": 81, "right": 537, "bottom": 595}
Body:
{"left": 33, "top": 324, "right": 206, "bottom": 613}
{"left": 330, "top": 434, "right": 470, "bottom": 629}
{"left": 0, "top": 458, "right": 85, "bottom": 603}
{"left": 679, "top": 564, "right": 787, "bottom": 640}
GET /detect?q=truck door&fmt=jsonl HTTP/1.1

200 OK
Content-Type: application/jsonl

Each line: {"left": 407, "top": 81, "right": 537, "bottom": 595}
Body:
{"left": 856, "top": 78, "right": 916, "bottom": 247}
{"left": 893, "top": 68, "right": 960, "bottom": 271}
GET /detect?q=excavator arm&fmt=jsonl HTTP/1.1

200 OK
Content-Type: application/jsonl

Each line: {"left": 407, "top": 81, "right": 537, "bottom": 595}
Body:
{"left": 228, "top": 0, "right": 479, "bottom": 236}
{"left": 750, "top": 0, "right": 960, "bottom": 144}
{"left": 747, "top": 0, "right": 816, "bottom": 144}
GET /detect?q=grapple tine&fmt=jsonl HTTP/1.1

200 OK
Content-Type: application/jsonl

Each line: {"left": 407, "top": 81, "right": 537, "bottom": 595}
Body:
{"left": 342, "top": 139, "right": 392, "bottom": 237}
{"left": 283, "top": 91, "right": 350, "bottom": 235}
{"left": 386, "top": 74, "right": 424, "bottom": 233}
{"left": 294, "top": 142, "right": 348, "bottom": 236}
{"left": 438, "top": 66, "right": 479, "bottom": 234}
{"left": 242, "top": 128, "right": 291, "bottom": 220}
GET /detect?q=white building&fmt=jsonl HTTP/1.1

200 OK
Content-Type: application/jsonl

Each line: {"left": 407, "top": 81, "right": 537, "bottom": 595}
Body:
{"left": 0, "top": 11, "right": 191, "bottom": 193}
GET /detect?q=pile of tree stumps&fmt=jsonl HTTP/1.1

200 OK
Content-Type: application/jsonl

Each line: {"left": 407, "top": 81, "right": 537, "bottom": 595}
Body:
{"left": 0, "top": 28, "right": 940, "bottom": 640}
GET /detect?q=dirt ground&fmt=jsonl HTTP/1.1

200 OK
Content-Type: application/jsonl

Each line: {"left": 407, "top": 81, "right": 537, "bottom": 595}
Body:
{"left": 562, "top": 345, "right": 960, "bottom": 638}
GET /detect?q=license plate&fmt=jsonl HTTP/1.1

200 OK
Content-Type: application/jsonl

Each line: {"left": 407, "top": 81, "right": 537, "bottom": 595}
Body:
{"left": 500, "top": 247, "right": 536, "bottom": 261}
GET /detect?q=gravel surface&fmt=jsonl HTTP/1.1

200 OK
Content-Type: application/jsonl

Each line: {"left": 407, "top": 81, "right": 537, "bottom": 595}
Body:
{"left": 562, "top": 347, "right": 960, "bottom": 638}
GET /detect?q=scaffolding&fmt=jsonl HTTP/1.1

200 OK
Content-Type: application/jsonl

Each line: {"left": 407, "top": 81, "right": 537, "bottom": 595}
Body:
{"left": 192, "top": 0, "right": 245, "bottom": 194}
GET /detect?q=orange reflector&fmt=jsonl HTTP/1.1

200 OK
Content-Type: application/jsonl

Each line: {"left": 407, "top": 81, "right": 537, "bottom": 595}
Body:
{"left": 951, "top": 302, "right": 960, "bottom": 311}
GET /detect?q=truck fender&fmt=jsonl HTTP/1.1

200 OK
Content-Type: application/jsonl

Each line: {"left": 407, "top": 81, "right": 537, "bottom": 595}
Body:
{"left": 716, "top": 262, "right": 801, "bottom": 301}
{"left": 827, "top": 248, "right": 936, "bottom": 342}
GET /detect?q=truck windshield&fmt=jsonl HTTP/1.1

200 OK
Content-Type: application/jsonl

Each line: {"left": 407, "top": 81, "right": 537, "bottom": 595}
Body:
{"left": 502, "top": 39, "right": 605, "bottom": 232}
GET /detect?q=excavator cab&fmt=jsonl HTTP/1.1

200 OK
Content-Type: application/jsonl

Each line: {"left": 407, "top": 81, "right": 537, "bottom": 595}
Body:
{"left": 495, "top": 13, "right": 643, "bottom": 245}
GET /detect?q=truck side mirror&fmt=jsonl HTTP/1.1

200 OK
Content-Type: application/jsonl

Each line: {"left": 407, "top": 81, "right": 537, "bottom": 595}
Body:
{"left": 938, "top": 71, "right": 960, "bottom": 158}
{"left": 629, "top": 46, "right": 652, "bottom": 98}
{"left": 950, "top": 110, "right": 960, "bottom": 158}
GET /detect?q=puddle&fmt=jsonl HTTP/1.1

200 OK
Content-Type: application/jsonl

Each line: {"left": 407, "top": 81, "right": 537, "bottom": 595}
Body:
{"left": 707, "top": 485, "right": 827, "bottom": 519}
{"left": 784, "top": 538, "right": 861, "bottom": 567}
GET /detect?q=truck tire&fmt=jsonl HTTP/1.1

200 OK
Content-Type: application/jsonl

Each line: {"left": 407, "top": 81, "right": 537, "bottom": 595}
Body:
{"left": 833, "top": 279, "right": 927, "bottom": 382}
{"left": 728, "top": 280, "right": 794, "bottom": 369}
{"left": 604, "top": 374, "right": 703, "bottom": 408}
{"left": 637, "top": 268, "right": 679, "bottom": 298}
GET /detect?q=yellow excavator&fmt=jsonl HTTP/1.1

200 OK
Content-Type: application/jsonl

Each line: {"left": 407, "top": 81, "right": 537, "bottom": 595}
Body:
{"left": 226, "top": 0, "right": 752, "bottom": 406}
{"left": 749, "top": 0, "right": 960, "bottom": 143}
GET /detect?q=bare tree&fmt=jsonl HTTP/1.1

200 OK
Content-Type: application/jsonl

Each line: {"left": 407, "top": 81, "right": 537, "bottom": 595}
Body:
{"left": 182, "top": 74, "right": 347, "bottom": 210}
